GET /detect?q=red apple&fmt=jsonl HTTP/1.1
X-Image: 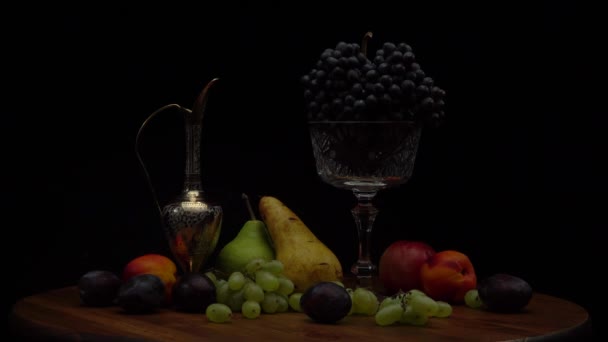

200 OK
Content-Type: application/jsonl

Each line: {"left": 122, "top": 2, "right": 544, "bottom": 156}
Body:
{"left": 420, "top": 250, "right": 477, "bottom": 303}
{"left": 378, "top": 240, "right": 436, "bottom": 295}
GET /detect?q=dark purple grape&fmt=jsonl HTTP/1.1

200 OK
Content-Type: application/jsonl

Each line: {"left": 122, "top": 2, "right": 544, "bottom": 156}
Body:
{"left": 344, "top": 95, "right": 355, "bottom": 106}
{"left": 366, "top": 69, "right": 379, "bottom": 82}
{"left": 357, "top": 52, "right": 367, "bottom": 64}
{"left": 422, "top": 77, "right": 434, "bottom": 87}
{"left": 320, "top": 49, "right": 332, "bottom": 60}
{"left": 401, "top": 80, "right": 416, "bottom": 94}
{"left": 343, "top": 44, "right": 355, "bottom": 56}
{"left": 416, "top": 85, "right": 430, "bottom": 97}
{"left": 117, "top": 274, "right": 164, "bottom": 314}
{"left": 415, "top": 69, "right": 426, "bottom": 81}
{"left": 379, "top": 75, "right": 392, "bottom": 88}
{"left": 353, "top": 99, "right": 366, "bottom": 112}
{"left": 403, "top": 52, "right": 415, "bottom": 64}
{"left": 373, "top": 83, "right": 385, "bottom": 95}
{"left": 478, "top": 274, "right": 533, "bottom": 313}
{"left": 301, "top": 282, "right": 351, "bottom": 324}
{"left": 420, "top": 97, "right": 435, "bottom": 111}
{"left": 398, "top": 43, "right": 412, "bottom": 53}
{"left": 389, "top": 84, "right": 401, "bottom": 98}
{"left": 326, "top": 56, "right": 338, "bottom": 68}
{"left": 78, "top": 270, "right": 121, "bottom": 307}
{"left": 351, "top": 83, "right": 363, "bottom": 97}
{"left": 365, "top": 94, "right": 378, "bottom": 107}
{"left": 347, "top": 56, "right": 360, "bottom": 68}
{"left": 431, "top": 86, "right": 446, "bottom": 98}
{"left": 392, "top": 63, "right": 406, "bottom": 76}
{"left": 330, "top": 67, "right": 345, "bottom": 79}
{"left": 378, "top": 63, "right": 390, "bottom": 74}
{"left": 172, "top": 273, "right": 216, "bottom": 313}
{"left": 300, "top": 75, "right": 310, "bottom": 85}
{"left": 382, "top": 42, "right": 396, "bottom": 54}
{"left": 347, "top": 69, "right": 360, "bottom": 82}
{"left": 388, "top": 51, "right": 403, "bottom": 64}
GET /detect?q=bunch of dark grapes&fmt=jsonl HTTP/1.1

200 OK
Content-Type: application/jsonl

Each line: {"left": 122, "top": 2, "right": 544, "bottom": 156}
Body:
{"left": 301, "top": 39, "right": 446, "bottom": 126}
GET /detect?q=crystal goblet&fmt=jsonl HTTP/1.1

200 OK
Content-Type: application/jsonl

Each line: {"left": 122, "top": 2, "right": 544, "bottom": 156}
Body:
{"left": 308, "top": 120, "right": 422, "bottom": 288}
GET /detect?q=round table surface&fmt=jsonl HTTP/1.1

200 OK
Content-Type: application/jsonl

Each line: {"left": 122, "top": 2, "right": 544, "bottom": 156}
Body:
{"left": 9, "top": 286, "right": 591, "bottom": 341}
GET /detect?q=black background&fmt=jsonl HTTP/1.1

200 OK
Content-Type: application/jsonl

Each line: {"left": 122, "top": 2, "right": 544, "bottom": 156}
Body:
{"left": 3, "top": 2, "right": 605, "bottom": 340}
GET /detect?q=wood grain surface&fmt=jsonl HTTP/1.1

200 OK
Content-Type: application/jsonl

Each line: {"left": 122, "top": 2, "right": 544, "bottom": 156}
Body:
{"left": 9, "top": 286, "right": 591, "bottom": 341}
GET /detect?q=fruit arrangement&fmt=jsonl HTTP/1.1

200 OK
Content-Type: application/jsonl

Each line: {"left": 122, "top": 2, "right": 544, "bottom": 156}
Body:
{"left": 77, "top": 194, "right": 534, "bottom": 326}
{"left": 301, "top": 32, "right": 446, "bottom": 127}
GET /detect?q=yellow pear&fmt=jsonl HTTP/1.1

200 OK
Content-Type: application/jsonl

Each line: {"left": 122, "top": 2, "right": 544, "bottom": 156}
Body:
{"left": 258, "top": 196, "right": 342, "bottom": 292}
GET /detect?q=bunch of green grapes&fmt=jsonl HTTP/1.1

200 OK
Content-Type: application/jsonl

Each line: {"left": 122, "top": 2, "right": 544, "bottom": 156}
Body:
{"left": 204, "top": 259, "right": 304, "bottom": 323}
{"left": 374, "top": 289, "right": 453, "bottom": 326}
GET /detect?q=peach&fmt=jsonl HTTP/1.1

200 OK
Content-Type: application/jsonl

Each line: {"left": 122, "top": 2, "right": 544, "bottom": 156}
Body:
{"left": 122, "top": 254, "right": 178, "bottom": 304}
{"left": 420, "top": 250, "right": 477, "bottom": 304}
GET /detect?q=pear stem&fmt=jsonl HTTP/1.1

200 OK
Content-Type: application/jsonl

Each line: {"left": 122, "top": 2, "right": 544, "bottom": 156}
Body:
{"left": 242, "top": 193, "right": 256, "bottom": 220}
{"left": 361, "top": 31, "right": 373, "bottom": 57}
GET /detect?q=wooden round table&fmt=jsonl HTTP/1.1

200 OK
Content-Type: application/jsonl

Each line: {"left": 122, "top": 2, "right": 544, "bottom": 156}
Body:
{"left": 9, "top": 286, "right": 591, "bottom": 341}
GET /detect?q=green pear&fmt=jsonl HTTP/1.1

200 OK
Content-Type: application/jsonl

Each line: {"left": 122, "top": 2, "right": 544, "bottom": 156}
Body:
{"left": 215, "top": 219, "right": 274, "bottom": 275}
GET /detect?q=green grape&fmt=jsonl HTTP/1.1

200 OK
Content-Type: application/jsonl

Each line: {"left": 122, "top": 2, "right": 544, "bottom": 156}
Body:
{"left": 227, "top": 287, "right": 246, "bottom": 312}
{"left": 255, "top": 270, "right": 279, "bottom": 292}
{"left": 277, "top": 277, "right": 295, "bottom": 296}
{"left": 261, "top": 292, "right": 280, "bottom": 313}
{"left": 401, "top": 305, "right": 429, "bottom": 325}
{"left": 400, "top": 305, "right": 429, "bottom": 326}
{"left": 262, "top": 260, "right": 284, "bottom": 275}
{"left": 464, "top": 289, "right": 483, "bottom": 309}
{"left": 243, "top": 282, "right": 265, "bottom": 303}
{"left": 404, "top": 289, "right": 427, "bottom": 304}
{"left": 435, "top": 301, "right": 453, "bottom": 318}
{"left": 409, "top": 295, "right": 439, "bottom": 317}
{"left": 228, "top": 271, "right": 246, "bottom": 291}
{"left": 245, "top": 258, "right": 267, "bottom": 276}
{"left": 241, "top": 300, "right": 261, "bottom": 319}
{"left": 346, "top": 289, "right": 355, "bottom": 315}
{"left": 374, "top": 303, "right": 404, "bottom": 326}
{"left": 204, "top": 271, "right": 218, "bottom": 287}
{"left": 206, "top": 303, "right": 232, "bottom": 323}
{"left": 216, "top": 282, "right": 231, "bottom": 305}
{"left": 276, "top": 293, "right": 289, "bottom": 312}
{"left": 352, "top": 288, "right": 379, "bottom": 315}
{"left": 379, "top": 296, "right": 402, "bottom": 311}
{"left": 288, "top": 293, "right": 303, "bottom": 312}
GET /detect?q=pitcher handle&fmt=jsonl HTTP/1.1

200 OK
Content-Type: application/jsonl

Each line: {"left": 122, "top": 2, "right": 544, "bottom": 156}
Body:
{"left": 135, "top": 104, "right": 192, "bottom": 218}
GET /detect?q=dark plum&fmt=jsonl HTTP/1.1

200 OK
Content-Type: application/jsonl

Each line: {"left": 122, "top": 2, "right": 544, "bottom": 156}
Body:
{"left": 300, "top": 282, "right": 351, "bottom": 324}
{"left": 478, "top": 273, "right": 533, "bottom": 313}
{"left": 172, "top": 273, "right": 216, "bottom": 312}
{"left": 117, "top": 274, "right": 165, "bottom": 313}
{"left": 78, "top": 270, "right": 122, "bottom": 307}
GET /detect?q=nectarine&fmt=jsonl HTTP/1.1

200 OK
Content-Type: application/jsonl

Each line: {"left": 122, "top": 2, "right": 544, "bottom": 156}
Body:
{"left": 420, "top": 250, "right": 476, "bottom": 303}
{"left": 122, "top": 253, "right": 178, "bottom": 304}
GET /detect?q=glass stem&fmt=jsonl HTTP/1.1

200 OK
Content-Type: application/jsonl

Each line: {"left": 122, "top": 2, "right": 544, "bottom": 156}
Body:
{"left": 351, "top": 190, "right": 378, "bottom": 287}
